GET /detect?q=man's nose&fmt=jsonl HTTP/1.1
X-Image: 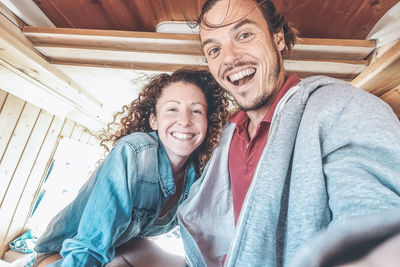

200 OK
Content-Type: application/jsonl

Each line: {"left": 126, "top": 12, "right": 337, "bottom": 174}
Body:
{"left": 223, "top": 42, "right": 241, "bottom": 66}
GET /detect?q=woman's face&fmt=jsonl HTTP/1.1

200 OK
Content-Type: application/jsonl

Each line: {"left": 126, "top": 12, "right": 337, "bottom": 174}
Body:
{"left": 150, "top": 81, "right": 208, "bottom": 166}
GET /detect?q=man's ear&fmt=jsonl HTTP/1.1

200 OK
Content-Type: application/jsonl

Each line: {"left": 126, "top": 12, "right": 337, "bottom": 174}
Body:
{"left": 149, "top": 113, "right": 158, "bottom": 130}
{"left": 273, "top": 30, "right": 286, "bottom": 52}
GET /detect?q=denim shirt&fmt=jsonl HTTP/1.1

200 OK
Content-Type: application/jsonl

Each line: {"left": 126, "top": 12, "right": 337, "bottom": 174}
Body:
{"left": 35, "top": 131, "right": 196, "bottom": 266}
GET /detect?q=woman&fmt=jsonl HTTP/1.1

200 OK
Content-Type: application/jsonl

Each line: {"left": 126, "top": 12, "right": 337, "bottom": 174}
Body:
{"left": 33, "top": 68, "right": 229, "bottom": 266}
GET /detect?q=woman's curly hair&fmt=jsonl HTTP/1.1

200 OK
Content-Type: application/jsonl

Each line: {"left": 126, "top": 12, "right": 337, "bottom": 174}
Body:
{"left": 100, "top": 68, "right": 230, "bottom": 175}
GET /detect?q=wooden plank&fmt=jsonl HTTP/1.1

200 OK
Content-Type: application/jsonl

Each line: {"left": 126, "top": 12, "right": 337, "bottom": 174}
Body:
{"left": 0, "top": 59, "right": 109, "bottom": 131}
{"left": 0, "top": 89, "right": 8, "bottom": 111}
{"left": 0, "top": 0, "right": 55, "bottom": 28}
{"left": 352, "top": 40, "right": 400, "bottom": 96}
{"left": 283, "top": 59, "right": 366, "bottom": 80}
{"left": 70, "top": 124, "right": 84, "bottom": 141}
{"left": 0, "top": 94, "right": 25, "bottom": 162}
{"left": 0, "top": 102, "right": 40, "bottom": 206}
{"left": 23, "top": 26, "right": 203, "bottom": 55}
{"left": 291, "top": 38, "right": 375, "bottom": 60}
{"left": 380, "top": 86, "right": 400, "bottom": 118}
{"left": 52, "top": 58, "right": 365, "bottom": 80}
{"left": 60, "top": 119, "right": 75, "bottom": 139}
{"left": 3, "top": 115, "right": 64, "bottom": 257}
{"left": 79, "top": 129, "right": 91, "bottom": 144}
{"left": 0, "top": 110, "right": 53, "bottom": 256}
{"left": 0, "top": 17, "right": 110, "bottom": 130}
{"left": 23, "top": 26, "right": 375, "bottom": 60}
{"left": 55, "top": 60, "right": 208, "bottom": 73}
{"left": 34, "top": 45, "right": 207, "bottom": 66}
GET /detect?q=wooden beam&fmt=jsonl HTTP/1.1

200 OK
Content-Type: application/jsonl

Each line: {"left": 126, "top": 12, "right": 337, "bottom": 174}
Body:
{"left": 0, "top": 59, "right": 109, "bottom": 131}
{"left": 0, "top": 13, "right": 111, "bottom": 131}
{"left": 351, "top": 40, "right": 400, "bottom": 96}
{"left": 380, "top": 85, "right": 400, "bottom": 118}
{"left": 0, "top": 0, "right": 55, "bottom": 27}
{"left": 23, "top": 26, "right": 375, "bottom": 60}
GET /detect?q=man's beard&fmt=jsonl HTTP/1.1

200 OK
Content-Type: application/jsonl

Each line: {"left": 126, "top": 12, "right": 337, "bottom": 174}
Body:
{"left": 238, "top": 46, "right": 281, "bottom": 112}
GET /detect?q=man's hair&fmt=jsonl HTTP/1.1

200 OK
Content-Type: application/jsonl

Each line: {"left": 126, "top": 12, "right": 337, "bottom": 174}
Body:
{"left": 197, "top": 0, "right": 298, "bottom": 57}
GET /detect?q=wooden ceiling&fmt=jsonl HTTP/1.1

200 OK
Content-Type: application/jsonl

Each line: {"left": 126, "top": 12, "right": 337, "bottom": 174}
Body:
{"left": 0, "top": 0, "right": 399, "bottom": 130}
{"left": 32, "top": 0, "right": 399, "bottom": 39}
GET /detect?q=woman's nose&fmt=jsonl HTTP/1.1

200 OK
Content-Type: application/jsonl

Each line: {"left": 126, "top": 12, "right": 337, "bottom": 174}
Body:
{"left": 177, "top": 111, "right": 191, "bottom": 126}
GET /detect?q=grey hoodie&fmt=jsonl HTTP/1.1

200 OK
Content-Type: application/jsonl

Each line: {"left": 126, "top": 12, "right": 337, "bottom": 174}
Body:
{"left": 177, "top": 76, "right": 400, "bottom": 267}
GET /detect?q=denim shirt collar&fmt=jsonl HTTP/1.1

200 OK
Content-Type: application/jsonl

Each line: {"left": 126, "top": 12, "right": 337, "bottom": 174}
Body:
{"left": 149, "top": 131, "right": 196, "bottom": 198}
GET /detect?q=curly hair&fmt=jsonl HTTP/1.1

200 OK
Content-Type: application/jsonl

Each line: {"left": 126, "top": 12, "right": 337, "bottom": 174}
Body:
{"left": 197, "top": 0, "right": 298, "bottom": 58}
{"left": 100, "top": 68, "right": 230, "bottom": 175}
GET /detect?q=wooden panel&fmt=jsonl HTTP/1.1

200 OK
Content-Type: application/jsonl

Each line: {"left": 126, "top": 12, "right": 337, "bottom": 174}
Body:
{"left": 380, "top": 86, "right": 400, "bottom": 118}
{"left": 273, "top": 0, "right": 398, "bottom": 39}
{"left": 2, "top": 115, "right": 65, "bottom": 258}
{"left": 79, "top": 130, "right": 90, "bottom": 144}
{"left": 33, "top": 0, "right": 203, "bottom": 31}
{"left": 0, "top": 94, "right": 25, "bottom": 162}
{"left": 32, "top": 0, "right": 397, "bottom": 39}
{"left": 60, "top": 119, "right": 76, "bottom": 139}
{"left": 22, "top": 27, "right": 373, "bottom": 79}
{"left": 0, "top": 102, "right": 40, "bottom": 206}
{"left": 23, "top": 27, "right": 203, "bottom": 56}
{"left": 70, "top": 124, "right": 84, "bottom": 141}
{"left": 0, "top": 110, "right": 53, "bottom": 256}
{"left": 0, "top": 90, "right": 8, "bottom": 111}
{"left": 0, "top": 15, "right": 110, "bottom": 131}
{"left": 352, "top": 40, "right": 400, "bottom": 96}
{"left": 24, "top": 26, "right": 375, "bottom": 59}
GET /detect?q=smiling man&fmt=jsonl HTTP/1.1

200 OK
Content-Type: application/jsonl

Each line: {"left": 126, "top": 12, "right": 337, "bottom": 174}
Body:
{"left": 177, "top": 0, "right": 400, "bottom": 267}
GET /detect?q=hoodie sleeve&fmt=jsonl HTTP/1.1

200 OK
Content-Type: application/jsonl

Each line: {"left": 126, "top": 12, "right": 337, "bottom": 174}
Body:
{"left": 323, "top": 90, "right": 400, "bottom": 225}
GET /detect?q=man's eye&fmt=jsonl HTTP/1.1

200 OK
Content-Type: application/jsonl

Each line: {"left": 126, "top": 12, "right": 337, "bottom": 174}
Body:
{"left": 238, "top": 32, "right": 252, "bottom": 40}
{"left": 167, "top": 108, "right": 177, "bottom": 112}
{"left": 208, "top": 47, "right": 220, "bottom": 56}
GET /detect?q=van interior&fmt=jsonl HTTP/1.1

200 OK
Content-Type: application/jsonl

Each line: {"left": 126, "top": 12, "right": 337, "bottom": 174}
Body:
{"left": 0, "top": 0, "right": 399, "bottom": 265}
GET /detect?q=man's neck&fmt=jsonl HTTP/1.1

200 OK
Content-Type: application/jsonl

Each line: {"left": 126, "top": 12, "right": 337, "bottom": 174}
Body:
{"left": 246, "top": 73, "right": 287, "bottom": 139}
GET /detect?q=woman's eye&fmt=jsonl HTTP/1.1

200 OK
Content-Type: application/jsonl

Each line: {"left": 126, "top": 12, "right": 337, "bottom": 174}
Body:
{"left": 167, "top": 107, "right": 177, "bottom": 112}
{"left": 192, "top": 109, "right": 203, "bottom": 114}
{"left": 238, "top": 32, "right": 252, "bottom": 40}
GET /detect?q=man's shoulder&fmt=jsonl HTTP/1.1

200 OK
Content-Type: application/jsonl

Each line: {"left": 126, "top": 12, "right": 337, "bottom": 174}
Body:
{"left": 300, "top": 75, "right": 382, "bottom": 107}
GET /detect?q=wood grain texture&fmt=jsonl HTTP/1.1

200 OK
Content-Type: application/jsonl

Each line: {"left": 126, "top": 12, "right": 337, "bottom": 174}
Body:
{"left": 31, "top": 0, "right": 399, "bottom": 39}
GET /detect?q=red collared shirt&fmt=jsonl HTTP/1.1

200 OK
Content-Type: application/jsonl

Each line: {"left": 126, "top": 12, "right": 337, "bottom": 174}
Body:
{"left": 228, "top": 73, "right": 300, "bottom": 223}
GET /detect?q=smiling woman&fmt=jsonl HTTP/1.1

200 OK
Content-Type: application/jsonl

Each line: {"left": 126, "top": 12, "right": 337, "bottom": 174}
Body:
{"left": 32, "top": 68, "right": 230, "bottom": 267}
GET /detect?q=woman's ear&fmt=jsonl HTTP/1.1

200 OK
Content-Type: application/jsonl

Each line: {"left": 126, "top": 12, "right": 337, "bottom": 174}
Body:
{"left": 273, "top": 30, "right": 286, "bottom": 52}
{"left": 149, "top": 113, "right": 158, "bottom": 130}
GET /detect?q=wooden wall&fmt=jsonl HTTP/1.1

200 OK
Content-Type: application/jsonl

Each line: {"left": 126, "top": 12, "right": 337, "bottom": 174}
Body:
{"left": 0, "top": 89, "right": 100, "bottom": 258}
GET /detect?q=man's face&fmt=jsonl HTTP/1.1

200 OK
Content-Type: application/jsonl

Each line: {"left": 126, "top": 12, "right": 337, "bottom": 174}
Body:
{"left": 200, "top": 0, "right": 286, "bottom": 112}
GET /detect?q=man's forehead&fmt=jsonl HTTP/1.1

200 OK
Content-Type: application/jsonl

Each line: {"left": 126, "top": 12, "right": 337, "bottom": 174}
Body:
{"left": 202, "top": 0, "right": 259, "bottom": 26}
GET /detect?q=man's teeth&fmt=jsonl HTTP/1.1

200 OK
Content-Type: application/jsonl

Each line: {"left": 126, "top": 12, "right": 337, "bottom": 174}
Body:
{"left": 172, "top": 132, "right": 194, "bottom": 141}
{"left": 229, "top": 68, "right": 255, "bottom": 82}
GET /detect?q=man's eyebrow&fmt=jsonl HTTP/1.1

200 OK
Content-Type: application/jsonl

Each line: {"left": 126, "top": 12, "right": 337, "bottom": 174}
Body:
{"left": 201, "top": 18, "right": 256, "bottom": 47}
{"left": 232, "top": 18, "right": 255, "bottom": 31}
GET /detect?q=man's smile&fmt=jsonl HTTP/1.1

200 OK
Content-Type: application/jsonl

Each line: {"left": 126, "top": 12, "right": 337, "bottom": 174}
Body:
{"left": 227, "top": 68, "right": 256, "bottom": 86}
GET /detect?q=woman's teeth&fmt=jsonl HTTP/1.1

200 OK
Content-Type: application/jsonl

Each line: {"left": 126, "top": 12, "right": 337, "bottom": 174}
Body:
{"left": 172, "top": 132, "right": 194, "bottom": 141}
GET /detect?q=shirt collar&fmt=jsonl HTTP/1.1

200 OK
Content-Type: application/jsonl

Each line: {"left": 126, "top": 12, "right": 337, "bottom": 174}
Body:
{"left": 149, "top": 131, "right": 196, "bottom": 198}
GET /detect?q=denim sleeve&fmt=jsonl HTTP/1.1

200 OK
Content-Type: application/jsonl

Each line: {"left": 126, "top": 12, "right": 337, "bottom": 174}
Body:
{"left": 323, "top": 92, "right": 400, "bottom": 225}
{"left": 59, "top": 142, "right": 138, "bottom": 266}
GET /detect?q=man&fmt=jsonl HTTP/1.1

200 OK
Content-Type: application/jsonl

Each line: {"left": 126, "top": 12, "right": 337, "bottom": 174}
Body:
{"left": 177, "top": 0, "right": 400, "bottom": 266}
